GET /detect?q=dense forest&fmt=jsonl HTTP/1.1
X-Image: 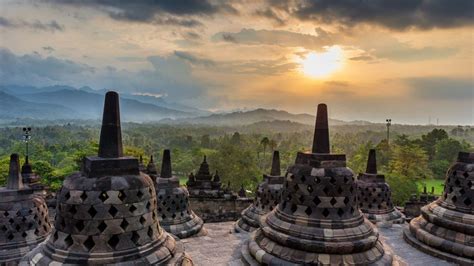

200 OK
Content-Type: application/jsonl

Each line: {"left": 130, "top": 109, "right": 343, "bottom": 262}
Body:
{"left": 0, "top": 121, "right": 472, "bottom": 206}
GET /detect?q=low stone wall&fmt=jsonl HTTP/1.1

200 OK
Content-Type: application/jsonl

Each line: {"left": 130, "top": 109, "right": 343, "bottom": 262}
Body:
{"left": 189, "top": 197, "right": 253, "bottom": 223}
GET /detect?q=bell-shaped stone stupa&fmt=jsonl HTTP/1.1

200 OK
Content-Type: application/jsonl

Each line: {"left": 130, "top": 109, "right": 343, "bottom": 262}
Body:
{"left": 235, "top": 150, "right": 284, "bottom": 233}
{"left": 21, "top": 91, "right": 192, "bottom": 265}
{"left": 241, "top": 104, "right": 393, "bottom": 265}
{"left": 155, "top": 149, "right": 204, "bottom": 238}
{"left": 404, "top": 152, "right": 473, "bottom": 265}
{"left": 0, "top": 154, "right": 52, "bottom": 265}
{"left": 357, "top": 149, "right": 404, "bottom": 226}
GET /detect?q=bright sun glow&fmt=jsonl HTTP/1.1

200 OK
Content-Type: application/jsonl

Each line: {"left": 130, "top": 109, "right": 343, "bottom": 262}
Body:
{"left": 300, "top": 46, "right": 343, "bottom": 78}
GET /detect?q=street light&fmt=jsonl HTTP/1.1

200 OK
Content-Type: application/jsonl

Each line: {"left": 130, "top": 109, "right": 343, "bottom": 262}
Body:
{"left": 385, "top": 119, "right": 391, "bottom": 145}
{"left": 22, "top": 127, "right": 32, "bottom": 158}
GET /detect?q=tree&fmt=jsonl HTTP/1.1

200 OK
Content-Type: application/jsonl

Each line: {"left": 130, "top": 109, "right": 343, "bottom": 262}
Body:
{"left": 418, "top": 129, "right": 449, "bottom": 159}
{"left": 385, "top": 173, "right": 418, "bottom": 206}
{"left": 389, "top": 144, "right": 431, "bottom": 179}
{"left": 348, "top": 142, "right": 373, "bottom": 174}
{"left": 434, "top": 138, "right": 470, "bottom": 162}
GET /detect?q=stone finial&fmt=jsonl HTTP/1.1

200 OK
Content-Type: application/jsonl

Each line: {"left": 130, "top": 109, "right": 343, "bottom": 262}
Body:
{"left": 312, "top": 103, "right": 330, "bottom": 154}
{"left": 161, "top": 149, "right": 172, "bottom": 178}
{"left": 366, "top": 149, "right": 377, "bottom": 174}
{"left": 213, "top": 170, "right": 221, "bottom": 182}
{"left": 270, "top": 150, "right": 281, "bottom": 176}
{"left": 238, "top": 184, "right": 246, "bottom": 197}
{"left": 139, "top": 155, "right": 143, "bottom": 163}
{"left": 98, "top": 91, "right": 123, "bottom": 158}
{"left": 7, "top": 153, "right": 23, "bottom": 190}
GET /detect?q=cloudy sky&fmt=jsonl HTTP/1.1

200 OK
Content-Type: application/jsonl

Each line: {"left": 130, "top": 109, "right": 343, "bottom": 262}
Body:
{"left": 0, "top": 0, "right": 472, "bottom": 124}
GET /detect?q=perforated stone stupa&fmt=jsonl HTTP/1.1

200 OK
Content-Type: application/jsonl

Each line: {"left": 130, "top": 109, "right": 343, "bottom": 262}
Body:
{"left": 21, "top": 91, "right": 192, "bottom": 265}
{"left": 0, "top": 154, "right": 52, "bottom": 265}
{"left": 357, "top": 149, "right": 404, "bottom": 226}
{"left": 187, "top": 156, "right": 225, "bottom": 198}
{"left": 404, "top": 151, "right": 474, "bottom": 265}
{"left": 155, "top": 149, "right": 204, "bottom": 238}
{"left": 235, "top": 150, "right": 284, "bottom": 233}
{"left": 241, "top": 104, "right": 393, "bottom": 265}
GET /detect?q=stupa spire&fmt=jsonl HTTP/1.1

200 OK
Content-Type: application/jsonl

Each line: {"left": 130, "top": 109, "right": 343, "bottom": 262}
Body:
{"left": 270, "top": 150, "right": 281, "bottom": 176}
{"left": 98, "top": 91, "right": 123, "bottom": 158}
{"left": 311, "top": 103, "right": 330, "bottom": 153}
{"left": 161, "top": 149, "right": 172, "bottom": 178}
{"left": 366, "top": 149, "right": 378, "bottom": 174}
{"left": 7, "top": 153, "right": 23, "bottom": 190}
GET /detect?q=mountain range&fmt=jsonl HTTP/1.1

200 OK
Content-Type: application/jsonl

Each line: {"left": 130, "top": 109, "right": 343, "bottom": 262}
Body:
{"left": 0, "top": 84, "right": 372, "bottom": 126}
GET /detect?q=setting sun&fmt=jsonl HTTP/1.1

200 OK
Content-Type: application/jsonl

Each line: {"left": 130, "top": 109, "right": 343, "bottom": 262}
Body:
{"left": 300, "top": 46, "right": 343, "bottom": 78}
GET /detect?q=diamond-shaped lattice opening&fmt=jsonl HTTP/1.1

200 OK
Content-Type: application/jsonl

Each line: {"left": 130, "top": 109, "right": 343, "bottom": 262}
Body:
{"left": 0, "top": 225, "right": 6, "bottom": 232}
{"left": 343, "top": 176, "right": 349, "bottom": 183}
{"left": 330, "top": 176, "right": 336, "bottom": 184}
{"left": 120, "top": 219, "right": 129, "bottom": 230}
{"left": 315, "top": 177, "right": 320, "bottom": 184}
{"left": 301, "top": 175, "right": 306, "bottom": 182}
{"left": 147, "top": 227, "right": 153, "bottom": 238}
{"left": 350, "top": 207, "right": 355, "bottom": 214}
{"left": 131, "top": 231, "right": 140, "bottom": 245}
{"left": 28, "top": 222, "right": 33, "bottom": 229}
{"left": 343, "top": 197, "right": 349, "bottom": 204}
{"left": 323, "top": 186, "right": 330, "bottom": 195}
{"left": 463, "top": 171, "right": 469, "bottom": 178}
{"left": 64, "top": 191, "right": 71, "bottom": 201}
{"left": 337, "top": 208, "right": 344, "bottom": 217}
{"left": 88, "top": 206, "right": 97, "bottom": 217}
{"left": 337, "top": 187, "right": 343, "bottom": 194}
{"left": 118, "top": 190, "right": 126, "bottom": 201}
{"left": 108, "top": 234, "right": 120, "bottom": 250}
{"left": 15, "top": 224, "right": 20, "bottom": 231}
{"left": 139, "top": 216, "right": 146, "bottom": 225}
{"left": 464, "top": 198, "right": 472, "bottom": 206}
{"left": 307, "top": 185, "right": 313, "bottom": 193}
{"left": 53, "top": 231, "right": 58, "bottom": 241}
{"left": 98, "top": 221, "right": 107, "bottom": 233}
{"left": 368, "top": 204, "right": 372, "bottom": 208}
{"left": 305, "top": 206, "right": 312, "bottom": 216}
{"left": 69, "top": 205, "right": 77, "bottom": 215}
{"left": 452, "top": 196, "right": 457, "bottom": 203}
{"left": 16, "top": 210, "right": 21, "bottom": 217}
{"left": 330, "top": 197, "right": 337, "bottom": 206}
{"left": 459, "top": 188, "right": 465, "bottom": 195}
{"left": 83, "top": 236, "right": 95, "bottom": 251}
{"left": 80, "top": 192, "right": 87, "bottom": 201}
{"left": 99, "top": 192, "right": 109, "bottom": 202}
{"left": 22, "top": 231, "right": 27, "bottom": 237}
{"left": 322, "top": 208, "right": 330, "bottom": 217}
{"left": 64, "top": 234, "right": 73, "bottom": 248}
{"left": 298, "top": 195, "right": 305, "bottom": 203}
{"left": 350, "top": 186, "right": 354, "bottom": 193}
{"left": 291, "top": 204, "right": 298, "bottom": 213}
{"left": 146, "top": 202, "right": 151, "bottom": 210}
{"left": 7, "top": 233, "right": 14, "bottom": 240}
{"left": 3, "top": 211, "right": 8, "bottom": 217}
{"left": 162, "top": 214, "right": 167, "bottom": 219}
{"left": 158, "top": 195, "right": 163, "bottom": 200}
{"left": 109, "top": 206, "right": 118, "bottom": 217}
{"left": 455, "top": 179, "right": 461, "bottom": 186}
{"left": 137, "top": 191, "right": 144, "bottom": 199}
{"left": 129, "top": 205, "right": 137, "bottom": 213}
{"left": 75, "top": 220, "right": 85, "bottom": 232}
{"left": 313, "top": 197, "right": 321, "bottom": 206}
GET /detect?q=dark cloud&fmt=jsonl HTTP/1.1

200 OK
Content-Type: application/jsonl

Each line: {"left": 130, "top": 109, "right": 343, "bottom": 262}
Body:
{"left": 174, "top": 51, "right": 215, "bottom": 66}
{"left": 47, "top": 0, "right": 236, "bottom": 23}
{"left": 213, "top": 28, "right": 334, "bottom": 50}
{"left": 406, "top": 77, "right": 473, "bottom": 100}
{"left": 272, "top": 0, "right": 473, "bottom": 30}
{"left": 255, "top": 8, "right": 286, "bottom": 26}
{"left": 153, "top": 17, "right": 203, "bottom": 27}
{"left": 42, "top": 46, "right": 55, "bottom": 53}
{"left": 0, "top": 48, "right": 93, "bottom": 85}
{"left": 0, "top": 16, "right": 64, "bottom": 32}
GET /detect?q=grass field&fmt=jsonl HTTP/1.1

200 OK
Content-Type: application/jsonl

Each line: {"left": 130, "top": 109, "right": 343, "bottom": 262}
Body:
{"left": 416, "top": 179, "right": 445, "bottom": 195}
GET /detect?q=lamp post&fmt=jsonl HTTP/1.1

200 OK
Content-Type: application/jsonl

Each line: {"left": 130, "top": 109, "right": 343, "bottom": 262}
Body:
{"left": 22, "top": 127, "right": 32, "bottom": 158}
{"left": 385, "top": 119, "right": 391, "bottom": 145}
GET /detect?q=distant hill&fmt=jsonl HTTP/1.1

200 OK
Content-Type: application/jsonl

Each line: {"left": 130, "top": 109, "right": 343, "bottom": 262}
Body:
{"left": 166, "top": 108, "right": 364, "bottom": 126}
{"left": 0, "top": 91, "right": 78, "bottom": 119}
{"left": 19, "top": 89, "right": 191, "bottom": 121}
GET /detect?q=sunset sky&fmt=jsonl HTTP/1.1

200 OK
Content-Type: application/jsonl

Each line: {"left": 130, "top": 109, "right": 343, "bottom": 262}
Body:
{"left": 0, "top": 0, "right": 472, "bottom": 124}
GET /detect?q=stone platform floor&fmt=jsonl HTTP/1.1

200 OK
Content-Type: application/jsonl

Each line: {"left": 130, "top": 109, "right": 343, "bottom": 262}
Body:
{"left": 180, "top": 222, "right": 454, "bottom": 266}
